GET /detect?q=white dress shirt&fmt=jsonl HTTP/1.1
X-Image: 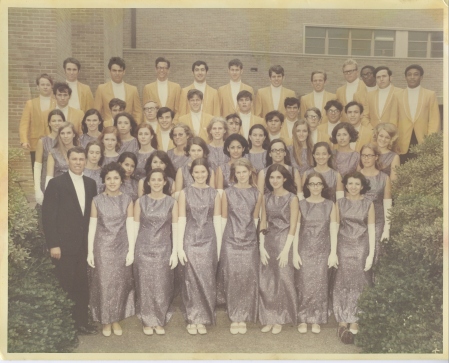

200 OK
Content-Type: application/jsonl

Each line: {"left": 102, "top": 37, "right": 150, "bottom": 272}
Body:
{"left": 285, "top": 119, "right": 297, "bottom": 139}
{"left": 40, "top": 95, "right": 51, "bottom": 111}
{"left": 378, "top": 85, "right": 391, "bottom": 116}
{"left": 313, "top": 90, "right": 324, "bottom": 109}
{"left": 327, "top": 121, "right": 340, "bottom": 136}
{"left": 69, "top": 169, "right": 85, "bottom": 215}
{"left": 157, "top": 79, "right": 168, "bottom": 107}
{"left": 190, "top": 110, "right": 202, "bottom": 135}
{"left": 270, "top": 85, "right": 282, "bottom": 110}
{"left": 240, "top": 112, "right": 251, "bottom": 137}
{"left": 160, "top": 130, "right": 171, "bottom": 152}
{"left": 311, "top": 129, "right": 318, "bottom": 144}
{"left": 56, "top": 105, "right": 69, "bottom": 120}
{"left": 230, "top": 80, "right": 241, "bottom": 108}
{"left": 350, "top": 124, "right": 361, "bottom": 151}
{"left": 269, "top": 132, "right": 280, "bottom": 141}
{"left": 345, "top": 78, "right": 360, "bottom": 103}
{"left": 407, "top": 86, "right": 420, "bottom": 121}
{"left": 112, "top": 81, "right": 126, "bottom": 101}
{"left": 67, "top": 80, "right": 80, "bottom": 110}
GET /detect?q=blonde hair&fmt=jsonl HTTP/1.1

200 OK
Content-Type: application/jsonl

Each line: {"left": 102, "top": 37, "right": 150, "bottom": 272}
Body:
{"left": 342, "top": 58, "right": 358, "bottom": 70}
{"left": 373, "top": 122, "right": 399, "bottom": 152}
{"left": 359, "top": 143, "right": 382, "bottom": 170}
{"left": 291, "top": 119, "right": 314, "bottom": 167}
{"left": 206, "top": 117, "right": 229, "bottom": 142}
{"left": 53, "top": 122, "right": 79, "bottom": 161}
{"left": 230, "top": 158, "right": 257, "bottom": 187}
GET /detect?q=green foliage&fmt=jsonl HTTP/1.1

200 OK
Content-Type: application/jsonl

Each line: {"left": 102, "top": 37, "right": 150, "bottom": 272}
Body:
{"left": 356, "top": 132, "right": 443, "bottom": 353}
{"left": 8, "top": 148, "right": 78, "bottom": 353}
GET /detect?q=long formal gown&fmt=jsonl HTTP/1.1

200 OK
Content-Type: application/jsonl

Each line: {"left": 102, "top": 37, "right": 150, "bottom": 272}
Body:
{"left": 119, "top": 138, "right": 139, "bottom": 154}
{"left": 379, "top": 151, "right": 398, "bottom": 177}
{"left": 83, "top": 167, "right": 104, "bottom": 194}
{"left": 303, "top": 168, "right": 339, "bottom": 203}
{"left": 296, "top": 198, "right": 333, "bottom": 324}
{"left": 89, "top": 193, "right": 135, "bottom": 324}
{"left": 49, "top": 149, "right": 68, "bottom": 177}
{"left": 208, "top": 145, "right": 229, "bottom": 171}
{"left": 288, "top": 146, "right": 313, "bottom": 177}
{"left": 259, "top": 192, "right": 298, "bottom": 326}
{"left": 40, "top": 136, "right": 55, "bottom": 192}
{"left": 245, "top": 150, "right": 267, "bottom": 173}
{"left": 79, "top": 134, "right": 98, "bottom": 149}
{"left": 134, "top": 195, "right": 176, "bottom": 327}
{"left": 332, "top": 150, "right": 360, "bottom": 177}
{"left": 103, "top": 155, "right": 120, "bottom": 166}
{"left": 218, "top": 163, "right": 234, "bottom": 189}
{"left": 179, "top": 186, "right": 218, "bottom": 325}
{"left": 167, "top": 148, "right": 189, "bottom": 171}
{"left": 333, "top": 197, "right": 373, "bottom": 324}
{"left": 216, "top": 186, "right": 259, "bottom": 323}
{"left": 120, "top": 178, "right": 139, "bottom": 202}
{"left": 363, "top": 171, "right": 387, "bottom": 264}
{"left": 134, "top": 150, "right": 156, "bottom": 180}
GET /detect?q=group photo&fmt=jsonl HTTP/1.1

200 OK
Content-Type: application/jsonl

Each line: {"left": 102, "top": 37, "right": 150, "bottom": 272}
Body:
{"left": 4, "top": 2, "right": 446, "bottom": 360}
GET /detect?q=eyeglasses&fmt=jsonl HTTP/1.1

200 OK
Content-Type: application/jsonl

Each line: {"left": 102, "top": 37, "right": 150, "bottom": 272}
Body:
{"left": 144, "top": 107, "right": 158, "bottom": 112}
{"left": 270, "top": 148, "right": 285, "bottom": 154}
{"left": 343, "top": 68, "right": 357, "bottom": 75}
{"left": 308, "top": 182, "right": 323, "bottom": 187}
{"left": 361, "top": 154, "right": 376, "bottom": 159}
{"left": 156, "top": 66, "right": 168, "bottom": 70}
{"left": 361, "top": 72, "right": 373, "bottom": 78}
{"left": 172, "top": 133, "right": 185, "bottom": 138}
{"left": 328, "top": 109, "right": 341, "bottom": 114}
{"left": 306, "top": 115, "right": 318, "bottom": 120}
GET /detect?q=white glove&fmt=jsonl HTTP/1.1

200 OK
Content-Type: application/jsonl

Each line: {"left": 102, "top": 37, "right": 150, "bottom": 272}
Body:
{"left": 328, "top": 221, "right": 339, "bottom": 268}
{"left": 364, "top": 223, "right": 375, "bottom": 271}
{"left": 381, "top": 199, "right": 392, "bottom": 240}
{"left": 214, "top": 215, "right": 222, "bottom": 259}
{"left": 336, "top": 191, "right": 345, "bottom": 200}
{"left": 293, "top": 222, "right": 302, "bottom": 270}
{"left": 87, "top": 217, "right": 97, "bottom": 268}
{"left": 34, "top": 162, "right": 44, "bottom": 204}
{"left": 125, "top": 217, "right": 135, "bottom": 266}
{"left": 259, "top": 232, "right": 270, "bottom": 266}
{"left": 170, "top": 222, "right": 178, "bottom": 269}
{"left": 217, "top": 189, "right": 223, "bottom": 198}
{"left": 297, "top": 192, "right": 304, "bottom": 201}
{"left": 177, "top": 217, "right": 187, "bottom": 265}
{"left": 254, "top": 218, "right": 259, "bottom": 229}
{"left": 277, "top": 234, "right": 294, "bottom": 268}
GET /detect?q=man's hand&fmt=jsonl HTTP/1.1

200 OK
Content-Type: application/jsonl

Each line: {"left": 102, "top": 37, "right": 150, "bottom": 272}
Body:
{"left": 50, "top": 247, "right": 61, "bottom": 259}
{"left": 21, "top": 143, "right": 30, "bottom": 150}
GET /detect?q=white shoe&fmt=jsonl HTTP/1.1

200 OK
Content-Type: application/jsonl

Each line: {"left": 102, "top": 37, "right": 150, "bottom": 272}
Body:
{"left": 238, "top": 322, "right": 247, "bottom": 334}
{"left": 311, "top": 324, "right": 320, "bottom": 334}
{"left": 230, "top": 322, "right": 239, "bottom": 335}
{"left": 143, "top": 326, "right": 154, "bottom": 335}
{"left": 272, "top": 324, "right": 282, "bottom": 334}
{"left": 187, "top": 324, "right": 197, "bottom": 335}
{"left": 297, "top": 323, "right": 307, "bottom": 334}
{"left": 197, "top": 324, "right": 207, "bottom": 335}
{"left": 261, "top": 325, "right": 272, "bottom": 333}
{"left": 155, "top": 326, "right": 165, "bottom": 335}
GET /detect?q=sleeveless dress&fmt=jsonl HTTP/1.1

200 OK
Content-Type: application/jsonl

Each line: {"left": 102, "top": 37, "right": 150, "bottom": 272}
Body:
{"left": 296, "top": 199, "right": 333, "bottom": 324}
{"left": 79, "top": 134, "right": 98, "bottom": 149}
{"left": 140, "top": 176, "right": 174, "bottom": 194}
{"left": 179, "top": 186, "right": 218, "bottom": 325}
{"left": 83, "top": 167, "right": 104, "bottom": 194}
{"left": 304, "top": 168, "right": 339, "bottom": 203}
{"left": 259, "top": 192, "right": 298, "bottom": 326}
{"left": 261, "top": 165, "right": 294, "bottom": 195}
{"left": 208, "top": 144, "right": 230, "bottom": 172}
{"left": 288, "top": 145, "right": 313, "bottom": 177}
{"left": 134, "top": 149, "right": 156, "bottom": 180}
{"left": 218, "top": 163, "right": 234, "bottom": 189}
{"left": 49, "top": 149, "right": 68, "bottom": 177}
{"left": 333, "top": 197, "right": 373, "bottom": 323}
{"left": 363, "top": 171, "right": 388, "bottom": 264}
{"left": 89, "top": 193, "right": 135, "bottom": 324}
{"left": 120, "top": 178, "right": 139, "bottom": 202}
{"left": 332, "top": 150, "right": 360, "bottom": 178}
{"left": 134, "top": 195, "right": 176, "bottom": 327}
{"left": 103, "top": 155, "right": 119, "bottom": 166}
{"left": 119, "top": 138, "right": 139, "bottom": 155}
{"left": 167, "top": 148, "right": 189, "bottom": 171}
{"left": 40, "top": 136, "right": 55, "bottom": 192}
{"left": 216, "top": 186, "right": 259, "bottom": 323}
{"left": 379, "top": 151, "right": 398, "bottom": 177}
{"left": 245, "top": 150, "right": 267, "bottom": 174}
{"left": 179, "top": 162, "right": 213, "bottom": 189}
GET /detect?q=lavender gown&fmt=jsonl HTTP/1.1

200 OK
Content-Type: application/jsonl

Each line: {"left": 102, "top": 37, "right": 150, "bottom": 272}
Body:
{"left": 218, "top": 163, "right": 234, "bottom": 189}
{"left": 79, "top": 134, "right": 97, "bottom": 149}
{"left": 120, "top": 178, "right": 139, "bottom": 202}
{"left": 89, "top": 193, "right": 135, "bottom": 324}
{"left": 333, "top": 198, "right": 373, "bottom": 323}
{"left": 83, "top": 167, "right": 104, "bottom": 194}
{"left": 288, "top": 146, "right": 313, "bottom": 177}
{"left": 217, "top": 186, "right": 259, "bottom": 323}
{"left": 103, "top": 155, "right": 120, "bottom": 165}
{"left": 134, "top": 150, "right": 156, "bottom": 180}
{"left": 40, "top": 136, "right": 55, "bottom": 192}
{"left": 119, "top": 138, "right": 139, "bottom": 155}
{"left": 259, "top": 192, "right": 298, "bottom": 326}
{"left": 49, "top": 149, "right": 68, "bottom": 177}
{"left": 304, "top": 168, "right": 339, "bottom": 203}
{"left": 179, "top": 186, "right": 218, "bottom": 325}
{"left": 167, "top": 148, "right": 189, "bottom": 171}
{"left": 208, "top": 144, "right": 229, "bottom": 171}
{"left": 379, "top": 151, "right": 398, "bottom": 177}
{"left": 332, "top": 150, "right": 360, "bottom": 177}
{"left": 296, "top": 199, "right": 333, "bottom": 324}
{"left": 245, "top": 150, "right": 267, "bottom": 173}
{"left": 134, "top": 195, "right": 176, "bottom": 327}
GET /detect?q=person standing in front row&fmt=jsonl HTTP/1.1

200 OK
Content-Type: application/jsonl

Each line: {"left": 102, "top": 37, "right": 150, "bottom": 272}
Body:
{"left": 42, "top": 146, "right": 98, "bottom": 336}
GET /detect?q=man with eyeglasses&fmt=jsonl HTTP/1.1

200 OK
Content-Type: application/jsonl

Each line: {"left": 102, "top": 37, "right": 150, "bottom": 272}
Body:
{"left": 317, "top": 100, "right": 343, "bottom": 145}
{"left": 142, "top": 100, "right": 159, "bottom": 132}
{"left": 345, "top": 101, "right": 373, "bottom": 152}
{"left": 142, "top": 57, "right": 181, "bottom": 120}
{"left": 299, "top": 71, "right": 336, "bottom": 124}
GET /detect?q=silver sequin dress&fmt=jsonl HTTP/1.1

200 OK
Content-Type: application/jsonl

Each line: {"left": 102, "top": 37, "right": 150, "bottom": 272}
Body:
{"left": 119, "top": 138, "right": 139, "bottom": 155}
{"left": 134, "top": 195, "right": 176, "bottom": 327}
{"left": 89, "top": 193, "right": 135, "bottom": 324}
{"left": 103, "top": 155, "right": 119, "bottom": 166}
{"left": 49, "top": 149, "right": 68, "bottom": 177}
{"left": 208, "top": 144, "right": 230, "bottom": 171}
{"left": 217, "top": 186, "right": 259, "bottom": 323}
{"left": 79, "top": 134, "right": 98, "bottom": 149}
{"left": 296, "top": 199, "right": 333, "bottom": 324}
{"left": 332, "top": 150, "right": 360, "bottom": 177}
{"left": 259, "top": 192, "right": 298, "bottom": 326}
{"left": 304, "top": 168, "right": 339, "bottom": 203}
{"left": 218, "top": 163, "right": 234, "bottom": 189}
{"left": 83, "top": 167, "right": 104, "bottom": 194}
{"left": 245, "top": 150, "right": 267, "bottom": 174}
{"left": 120, "top": 178, "right": 139, "bottom": 202}
{"left": 40, "top": 136, "right": 55, "bottom": 192}
{"left": 134, "top": 150, "right": 156, "bottom": 180}
{"left": 179, "top": 162, "right": 213, "bottom": 189}
{"left": 333, "top": 197, "right": 373, "bottom": 323}
{"left": 179, "top": 186, "right": 218, "bottom": 325}
{"left": 379, "top": 151, "right": 398, "bottom": 177}
{"left": 167, "top": 148, "right": 189, "bottom": 171}
{"left": 288, "top": 145, "right": 313, "bottom": 177}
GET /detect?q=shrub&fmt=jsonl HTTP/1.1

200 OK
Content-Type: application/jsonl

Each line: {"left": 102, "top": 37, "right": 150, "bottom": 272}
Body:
{"left": 356, "top": 132, "right": 443, "bottom": 353}
{"left": 8, "top": 148, "right": 78, "bottom": 353}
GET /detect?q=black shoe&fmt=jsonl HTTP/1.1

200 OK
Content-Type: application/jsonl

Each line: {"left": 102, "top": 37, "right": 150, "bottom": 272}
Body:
{"left": 77, "top": 324, "right": 99, "bottom": 335}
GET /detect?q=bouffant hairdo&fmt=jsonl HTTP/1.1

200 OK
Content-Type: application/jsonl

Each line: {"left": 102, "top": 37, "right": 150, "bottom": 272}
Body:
{"left": 342, "top": 171, "right": 371, "bottom": 195}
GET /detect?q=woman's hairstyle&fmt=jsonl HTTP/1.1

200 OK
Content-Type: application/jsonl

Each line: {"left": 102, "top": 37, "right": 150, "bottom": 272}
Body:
{"left": 303, "top": 171, "right": 330, "bottom": 199}
{"left": 291, "top": 119, "right": 314, "bottom": 167}
{"left": 359, "top": 143, "right": 382, "bottom": 170}
{"left": 143, "top": 168, "right": 171, "bottom": 195}
{"left": 85, "top": 140, "right": 105, "bottom": 166}
{"left": 373, "top": 122, "right": 399, "bottom": 152}
{"left": 223, "top": 133, "right": 249, "bottom": 157}
{"left": 312, "top": 142, "right": 334, "bottom": 168}
{"left": 47, "top": 109, "right": 66, "bottom": 132}
{"left": 265, "top": 163, "right": 297, "bottom": 194}
{"left": 144, "top": 150, "right": 176, "bottom": 180}
{"left": 189, "top": 157, "right": 211, "bottom": 185}
{"left": 229, "top": 158, "right": 257, "bottom": 187}
{"left": 100, "top": 161, "right": 126, "bottom": 183}
{"left": 98, "top": 126, "right": 122, "bottom": 151}
{"left": 342, "top": 171, "right": 371, "bottom": 195}
{"left": 330, "top": 122, "right": 359, "bottom": 144}
{"left": 113, "top": 111, "right": 138, "bottom": 136}
{"left": 53, "top": 122, "right": 79, "bottom": 161}
{"left": 169, "top": 122, "right": 193, "bottom": 143}
{"left": 305, "top": 107, "right": 322, "bottom": 120}
{"left": 117, "top": 151, "right": 138, "bottom": 169}
{"left": 184, "top": 136, "right": 210, "bottom": 158}
{"left": 81, "top": 108, "right": 104, "bottom": 134}
{"left": 266, "top": 138, "right": 292, "bottom": 166}
{"left": 135, "top": 122, "right": 158, "bottom": 150}
{"left": 248, "top": 124, "right": 270, "bottom": 150}
{"left": 206, "top": 117, "right": 229, "bottom": 141}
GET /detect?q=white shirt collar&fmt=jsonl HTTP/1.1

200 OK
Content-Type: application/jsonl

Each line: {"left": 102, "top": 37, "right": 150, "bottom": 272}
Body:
{"left": 56, "top": 105, "right": 69, "bottom": 113}
{"left": 407, "top": 85, "right": 421, "bottom": 93}
{"left": 379, "top": 84, "right": 391, "bottom": 93}
{"left": 194, "top": 81, "right": 206, "bottom": 89}
{"left": 66, "top": 80, "right": 78, "bottom": 86}
{"left": 40, "top": 95, "right": 51, "bottom": 100}
{"left": 157, "top": 79, "right": 168, "bottom": 85}
{"left": 230, "top": 80, "right": 241, "bottom": 86}
{"left": 69, "top": 169, "right": 84, "bottom": 180}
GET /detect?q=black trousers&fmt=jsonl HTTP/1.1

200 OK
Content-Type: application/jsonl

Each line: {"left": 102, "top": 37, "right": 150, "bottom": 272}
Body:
{"left": 399, "top": 129, "right": 419, "bottom": 165}
{"left": 30, "top": 151, "right": 36, "bottom": 174}
{"left": 53, "top": 252, "right": 89, "bottom": 327}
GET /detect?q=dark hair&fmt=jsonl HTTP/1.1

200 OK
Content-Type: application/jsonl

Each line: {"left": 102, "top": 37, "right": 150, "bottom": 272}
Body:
{"left": 67, "top": 146, "right": 86, "bottom": 159}
{"left": 53, "top": 82, "right": 72, "bottom": 96}
{"left": 143, "top": 168, "right": 171, "bottom": 195}
{"left": 99, "top": 126, "right": 122, "bottom": 151}
{"left": 324, "top": 100, "right": 343, "bottom": 112}
{"left": 108, "top": 56, "right": 126, "bottom": 70}
{"left": 81, "top": 109, "right": 104, "bottom": 134}
{"left": 36, "top": 73, "right": 53, "bottom": 86}
{"left": 361, "top": 65, "right": 375, "bottom": 74}
{"left": 228, "top": 59, "right": 243, "bottom": 69}
{"left": 184, "top": 136, "right": 210, "bottom": 158}
{"left": 265, "top": 164, "right": 297, "bottom": 194}
{"left": 330, "top": 122, "right": 359, "bottom": 144}
{"left": 269, "top": 65, "right": 284, "bottom": 77}
{"left": 223, "top": 133, "right": 249, "bottom": 157}
{"left": 63, "top": 57, "right": 81, "bottom": 71}
{"left": 136, "top": 122, "right": 158, "bottom": 150}
{"left": 155, "top": 57, "right": 170, "bottom": 69}
{"left": 305, "top": 107, "right": 322, "bottom": 120}
{"left": 405, "top": 64, "right": 424, "bottom": 76}
{"left": 114, "top": 112, "right": 138, "bottom": 136}
{"left": 237, "top": 90, "right": 252, "bottom": 101}
{"left": 189, "top": 157, "right": 211, "bottom": 184}
{"left": 118, "top": 151, "right": 138, "bottom": 179}
{"left": 248, "top": 124, "right": 270, "bottom": 150}
{"left": 310, "top": 70, "right": 327, "bottom": 82}
{"left": 47, "top": 109, "right": 66, "bottom": 132}
{"left": 157, "top": 107, "right": 175, "bottom": 119}
{"left": 284, "top": 97, "right": 300, "bottom": 108}
{"left": 345, "top": 101, "right": 364, "bottom": 114}
{"left": 187, "top": 89, "right": 203, "bottom": 100}
{"left": 144, "top": 150, "right": 176, "bottom": 180}
{"left": 191, "top": 60, "right": 208, "bottom": 72}
{"left": 109, "top": 98, "right": 126, "bottom": 111}
{"left": 85, "top": 140, "right": 105, "bottom": 166}
{"left": 374, "top": 66, "right": 392, "bottom": 77}
{"left": 342, "top": 171, "right": 371, "bottom": 194}
{"left": 226, "top": 113, "right": 242, "bottom": 126}
{"left": 266, "top": 138, "right": 291, "bottom": 166}
{"left": 100, "top": 162, "right": 126, "bottom": 183}
{"left": 312, "top": 142, "right": 334, "bottom": 168}
{"left": 303, "top": 171, "right": 330, "bottom": 199}
{"left": 265, "top": 110, "right": 284, "bottom": 124}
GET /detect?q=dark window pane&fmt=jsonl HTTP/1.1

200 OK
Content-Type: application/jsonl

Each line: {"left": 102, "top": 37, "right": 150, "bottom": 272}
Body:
{"left": 374, "top": 48, "right": 394, "bottom": 57}
{"left": 352, "top": 40, "right": 371, "bottom": 56}
{"left": 408, "top": 31, "right": 428, "bottom": 41}
{"left": 408, "top": 50, "right": 427, "bottom": 58}
{"left": 375, "top": 40, "right": 394, "bottom": 50}
{"left": 305, "top": 37, "right": 325, "bottom": 47}
{"left": 305, "top": 27, "right": 326, "bottom": 37}
{"left": 431, "top": 42, "right": 443, "bottom": 58}
{"left": 328, "top": 28, "right": 349, "bottom": 38}
{"left": 374, "top": 30, "right": 395, "bottom": 40}
{"left": 430, "top": 31, "right": 443, "bottom": 42}
{"left": 351, "top": 29, "right": 372, "bottom": 39}
{"left": 408, "top": 42, "right": 427, "bottom": 51}
{"left": 430, "top": 50, "right": 443, "bottom": 58}
{"left": 305, "top": 47, "right": 326, "bottom": 55}
{"left": 329, "top": 45, "right": 348, "bottom": 55}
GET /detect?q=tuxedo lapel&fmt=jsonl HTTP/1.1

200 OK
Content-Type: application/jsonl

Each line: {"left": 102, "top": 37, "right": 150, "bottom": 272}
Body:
{"left": 402, "top": 89, "right": 413, "bottom": 122}
{"left": 63, "top": 173, "right": 83, "bottom": 217}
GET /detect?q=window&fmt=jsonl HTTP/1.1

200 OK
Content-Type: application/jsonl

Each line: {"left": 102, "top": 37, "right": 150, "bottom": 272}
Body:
{"left": 408, "top": 31, "right": 443, "bottom": 58}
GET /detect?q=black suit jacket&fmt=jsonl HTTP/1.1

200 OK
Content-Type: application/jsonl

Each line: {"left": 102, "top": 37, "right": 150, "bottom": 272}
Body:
{"left": 42, "top": 172, "right": 97, "bottom": 256}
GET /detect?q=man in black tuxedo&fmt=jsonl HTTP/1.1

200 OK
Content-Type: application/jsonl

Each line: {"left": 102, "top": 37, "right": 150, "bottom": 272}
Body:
{"left": 42, "top": 146, "right": 98, "bottom": 335}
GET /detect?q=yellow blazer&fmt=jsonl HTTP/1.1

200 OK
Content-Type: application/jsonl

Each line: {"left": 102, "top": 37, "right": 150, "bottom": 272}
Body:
{"left": 316, "top": 128, "right": 332, "bottom": 146}
{"left": 336, "top": 80, "right": 366, "bottom": 121}
{"left": 178, "top": 84, "right": 220, "bottom": 117}
{"left": 353, "top": 124, "right": 374, "bottom": 152}
{"left": 76, "top": 81, "right": 94, "bottom": 113}
{"left": 238, "top": 113, "right": 265, "bottom": 138}
{"left": 254, "top": 86, "right": 296, "bottom": 118}
{"left": 19, "top": 97, "right": 57, "bottom": 151}
{"left": 142, "top": 80, "right": 182, "bottom": 115}
{"left": 94, "top": 81, "right": 142, "bottom": 124}
{"left": 396, "top": 87, "right": 440, "bottom": 154}
{"left": 156, "top": 129, "right": 175, "bottom": 152}
{"left": 42, "top": 106, "right": 84, "bottom": 136}
{"left": 364, "top": 85, "right": 401, "bottom": 128}
{"left": 218, "top": 82, "right": 254, "bottom": 116}
{"left": 353, "top": 87, "right": 377, "bottom": 126}
{"left": 299, "top": 90, "right": 337, "bottom": 123}
{"left": 177, "top": 112, "right": 214, "bottom": 142}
